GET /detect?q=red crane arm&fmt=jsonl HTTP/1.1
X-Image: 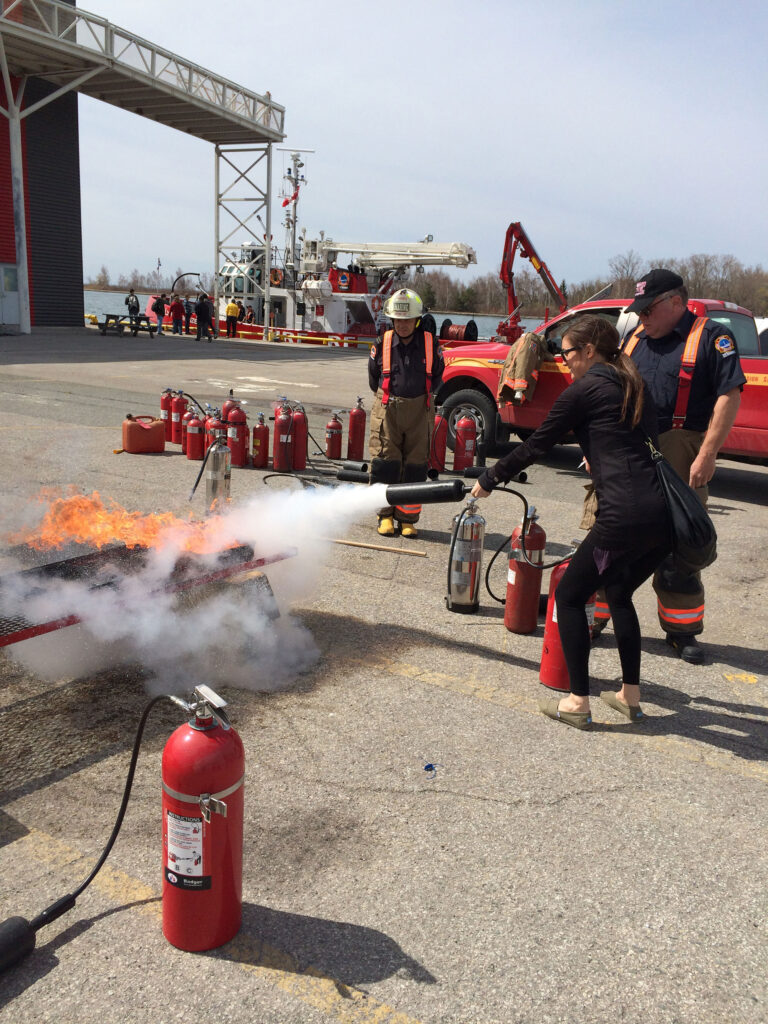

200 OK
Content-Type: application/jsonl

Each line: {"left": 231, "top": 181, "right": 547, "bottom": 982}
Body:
{"left": 497, "top": 222, "right": 567, "bottom": 341}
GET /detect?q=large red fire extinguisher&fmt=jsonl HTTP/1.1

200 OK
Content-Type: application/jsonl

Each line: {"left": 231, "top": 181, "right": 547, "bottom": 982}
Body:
{"left": 453, "top": 413, "right": 477, "bottom": 472}
{"left": 325, "top": 412, "right": 343, "bottom": 460}
{"left": 252, "top": 413, "right": 269, "bottom": 468}
{"left": 291, "top": 405, "right": 308, "bottom": 471}
{"left": 539, "top": 559, "right": 597, "bottom": 691}
{"left": 162, "top": 685, "right": 244, "bottom": 951}
{"left": 181, "top": 407, "right": 196, "bottom": 455}
{"left": 347, "top": 396, "right": 366, "bottom": 461}
{"left": 273, "top": 401, "right": 294, "bottom": 472}
{"left": 505, "top": 506, "right": 546, "bottom": 634}
{"left": 429, "top": 409, "right": 448, "bottom": 474}
{"left": 226, "top": 404, "right": 249, "bottom": 468}
{"left": 160, "top": 387, "right": 174, "bottom": 442}
{"left": 186, "top": 412, "right": 205, "bottom": 460}
{"left": 205, "top": 410, "right": 226, "bottom": 452}
{"left": 221, "top": 389, "right": 238, "bottom": 423}
{"left": 170, "top": 391, "right": 188, "bottom": 445}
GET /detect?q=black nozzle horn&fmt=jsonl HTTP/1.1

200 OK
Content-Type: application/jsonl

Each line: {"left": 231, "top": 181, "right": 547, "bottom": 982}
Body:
{"left": 384, "top": 480, "right": 469, "bottom": 505}
{"left": 336, "top": 469, "right": 370, "bottom": 484}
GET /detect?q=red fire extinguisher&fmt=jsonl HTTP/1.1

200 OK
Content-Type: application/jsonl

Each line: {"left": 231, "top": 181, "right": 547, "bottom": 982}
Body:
{"left": 505, "top": 506, "right": 546, "bottom": 634}
{"left": 181, "top": 407, "right": 196, "bottom": 455}
{"left": 162, "top": 685, "right": 244, "bottom": 951}
{"left": 273, "top": 402, "right": 294, "bottom": 472}
{"left": 221, "top": 389, "right": 238, "bottom": 423}
{"left": 205, "top": 410, "right": 226, "bottom": 452}
{"left": 160, "top": 387, "right": 174, "bottom": 442}
{"left": 325, "top": 412, "right": 343, "bottom": 460}
{"left": 252, "top": 413, "right": 269, "bottom": 469}
{"left": 186, "top": 412, "right": 205, "bottom": 461}
{"left": 291, "top": 405, "right": 308, "bottom": 471}
{"left": 170, "top": 391, "right": 188, "bottom": 445}
{"left": 539, "top": 559, "right": 597, "bottom": 691}
{"left": 226, "top": 404, "right": 249, "bottom": 468}
{"left": 453, "top": 413, "right": 477, "bottom": 472}
{"left": 429, "top": 409, "right": 448, "bottom": 474}
{"left": 347, "top": 396, "right": 366, "bottom": 461}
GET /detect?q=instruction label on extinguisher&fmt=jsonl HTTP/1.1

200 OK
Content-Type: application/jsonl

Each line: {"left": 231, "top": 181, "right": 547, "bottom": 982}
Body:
{"left": 165, "top": 811, "right": 211, "bottom": 890}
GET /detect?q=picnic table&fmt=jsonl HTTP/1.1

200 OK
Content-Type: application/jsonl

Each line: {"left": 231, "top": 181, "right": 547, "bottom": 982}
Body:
{"left": 99, "top": 313, "right": 156, "bottom": 337}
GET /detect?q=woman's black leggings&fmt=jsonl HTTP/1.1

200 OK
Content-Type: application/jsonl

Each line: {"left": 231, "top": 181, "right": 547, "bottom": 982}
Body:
{"left": 555, "top": 531, "right": 670, "bottom": 697}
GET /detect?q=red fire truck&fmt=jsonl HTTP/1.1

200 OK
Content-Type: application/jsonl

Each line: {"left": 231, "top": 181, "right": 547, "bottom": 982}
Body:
{"left": 435, "top": 223, "right": 767, "bottom": 463}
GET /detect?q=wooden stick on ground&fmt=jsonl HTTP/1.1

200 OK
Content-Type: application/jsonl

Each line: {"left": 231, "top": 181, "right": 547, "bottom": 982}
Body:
{"left": 323, "top": 538, "right": 427, "bottom": 557}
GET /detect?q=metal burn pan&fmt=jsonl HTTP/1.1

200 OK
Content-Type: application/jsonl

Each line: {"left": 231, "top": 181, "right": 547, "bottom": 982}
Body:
{"left": 0, "top": 543, "right": 296, "bottom": 647}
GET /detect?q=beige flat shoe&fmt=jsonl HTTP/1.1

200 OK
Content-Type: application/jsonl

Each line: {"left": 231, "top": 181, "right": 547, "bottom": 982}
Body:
{"left": 600, "top": 691, "right": 645, "bottom": 722}
{"left": 539, "top": 699, "right": 592, "bottom": 730}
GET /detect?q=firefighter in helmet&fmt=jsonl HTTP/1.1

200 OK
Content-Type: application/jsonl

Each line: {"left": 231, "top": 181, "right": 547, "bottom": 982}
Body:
{"left": 368, "top": 287, "right": 444, "bottom": 536}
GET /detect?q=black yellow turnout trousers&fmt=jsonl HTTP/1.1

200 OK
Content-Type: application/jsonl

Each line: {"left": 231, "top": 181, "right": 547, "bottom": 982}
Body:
{"left": 369, "top": 390, "right": 432, "bottom": 524}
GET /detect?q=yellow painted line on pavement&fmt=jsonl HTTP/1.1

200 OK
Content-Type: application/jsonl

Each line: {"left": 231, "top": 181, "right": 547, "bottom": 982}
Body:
{"left": 373, "top": 655, "right": 768, "bottom": 785}
{"left": 7, "top": 828, "right": 424, "bottom": 1024}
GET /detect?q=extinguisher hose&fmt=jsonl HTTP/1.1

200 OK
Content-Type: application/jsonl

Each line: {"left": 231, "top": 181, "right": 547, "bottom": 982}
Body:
{"left": 0, "top": 695, "right": 170, "bottom": 971}
{"left": 484, "top": 486, "right": 574, "bottom": 603}
{"left": 188, "top": 439, "right": 216, "bottom": 500}
{"left": 181, "top": 390, "right": 207, "bottom": 416}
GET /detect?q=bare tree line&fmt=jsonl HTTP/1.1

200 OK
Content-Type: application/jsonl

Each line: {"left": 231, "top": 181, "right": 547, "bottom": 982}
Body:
{"left": 405, "top": 251, "right": 768, "bottom": 317}
{"left": 86, "top": 265, "right": 214, "bottom": 294}
{"left": 87, "top": 252, "right": 768, "bottom": 315}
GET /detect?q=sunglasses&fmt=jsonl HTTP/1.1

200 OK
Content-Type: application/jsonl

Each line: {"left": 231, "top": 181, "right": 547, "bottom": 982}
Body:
{"left": 560, "top": 346, "right": 579, "bottom": 358}
{"left": 638, "top": 295, "right": 671, "bottom": 319}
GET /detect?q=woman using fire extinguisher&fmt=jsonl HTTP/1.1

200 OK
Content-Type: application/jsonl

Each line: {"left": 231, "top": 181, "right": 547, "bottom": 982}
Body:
{"left": 471, "top": 315, "right": 672, "bottom": 730}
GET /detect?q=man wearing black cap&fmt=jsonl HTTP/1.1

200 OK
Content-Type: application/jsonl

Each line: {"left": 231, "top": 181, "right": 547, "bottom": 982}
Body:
{"left": 622, "top": 268, "right": 746, "bottom": 663}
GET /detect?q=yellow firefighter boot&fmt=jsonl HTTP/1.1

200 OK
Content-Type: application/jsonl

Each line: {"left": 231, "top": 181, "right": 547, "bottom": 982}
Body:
{"left": 377, "top": 517, "right": 395, "bottom": 536}
{"left": 400, "top": 524, "right": 418, "bottom": 538}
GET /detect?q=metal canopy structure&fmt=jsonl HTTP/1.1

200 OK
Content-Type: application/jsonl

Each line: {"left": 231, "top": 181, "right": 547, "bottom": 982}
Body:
{"left": 0, "top": 0, "right": 286, "bottom": 332}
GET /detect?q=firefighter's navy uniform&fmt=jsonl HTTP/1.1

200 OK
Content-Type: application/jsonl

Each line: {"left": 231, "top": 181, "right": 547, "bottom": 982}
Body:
{"left": 368, "top": 326, "right": 444, "bottom": 526}
{"left": 622, "top": 309, "right": 746, "bottom": 638}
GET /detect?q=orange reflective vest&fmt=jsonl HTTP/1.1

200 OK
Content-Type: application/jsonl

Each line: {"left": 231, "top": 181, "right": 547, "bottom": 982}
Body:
{"left": 380, "top": 330, "right": 434, "bottom": 406}
{"left": 622, "top": 317, "right": 708, "bottom": 429}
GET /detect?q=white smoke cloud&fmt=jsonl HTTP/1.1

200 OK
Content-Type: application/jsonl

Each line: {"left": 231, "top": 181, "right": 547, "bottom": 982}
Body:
{"left": 0, "top": 484, "right": 389, "bottom": 694}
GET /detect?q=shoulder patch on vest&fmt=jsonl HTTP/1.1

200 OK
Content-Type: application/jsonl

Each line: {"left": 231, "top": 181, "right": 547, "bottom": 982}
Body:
{"left": 370, "top": 344, "right": 376, "bottom": 359}
{"left": 714, "top": 334, "right": 735, "bottom": 356}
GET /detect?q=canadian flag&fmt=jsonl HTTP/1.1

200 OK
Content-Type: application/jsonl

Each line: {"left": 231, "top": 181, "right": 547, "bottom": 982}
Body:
{"left": 281, "top": 187, "right": 300, "bottom": 208}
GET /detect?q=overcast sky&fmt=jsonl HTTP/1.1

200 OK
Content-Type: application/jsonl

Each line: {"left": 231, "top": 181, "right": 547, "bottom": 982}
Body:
{"left": 77, "top": 0, "right": 768, "bottom": 288}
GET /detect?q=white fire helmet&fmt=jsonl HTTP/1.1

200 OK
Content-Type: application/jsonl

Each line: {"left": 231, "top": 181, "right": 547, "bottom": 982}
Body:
{"left": 383, "top": 288, "right": 423, "bottom": 320}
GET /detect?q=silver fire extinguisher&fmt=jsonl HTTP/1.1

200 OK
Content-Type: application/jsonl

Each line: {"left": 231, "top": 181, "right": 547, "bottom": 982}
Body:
{"left": 205, "top": 437, "right": 232, "bottom": 507}
{"left": 446, "top": 497, "right": 486, "bottom": 614}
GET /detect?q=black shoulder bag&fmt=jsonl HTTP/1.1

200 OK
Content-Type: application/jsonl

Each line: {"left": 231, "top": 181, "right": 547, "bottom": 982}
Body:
{"left": 645, "top": 438, "right": 717, "bottom": 574}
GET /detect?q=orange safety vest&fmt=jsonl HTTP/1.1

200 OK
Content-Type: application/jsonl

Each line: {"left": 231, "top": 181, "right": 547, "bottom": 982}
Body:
{"left": 380, "top": 330, "right": 434, "bottom": 406}
{"left": 622, "top": 317, "right": 708, "bottom": 429}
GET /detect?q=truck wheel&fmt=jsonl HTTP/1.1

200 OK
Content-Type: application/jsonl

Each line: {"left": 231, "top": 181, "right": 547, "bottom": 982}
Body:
{"left": 441, "top": 389, "right": 499, "bottom": 454}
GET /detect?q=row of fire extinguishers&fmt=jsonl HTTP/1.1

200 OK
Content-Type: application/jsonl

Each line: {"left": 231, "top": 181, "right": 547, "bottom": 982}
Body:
{"left": 445, "top": 488, "right": 596, "bottom": 692}
{"left": 429, "top": 408, "right": 480, "bottom": 474}
{"left": 160, "top": 388, "right": 368, "bottom": 471}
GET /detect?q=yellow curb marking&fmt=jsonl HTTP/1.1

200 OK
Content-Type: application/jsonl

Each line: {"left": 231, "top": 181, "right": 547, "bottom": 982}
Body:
{"left": 6, "top": 829, "right": 424, "bottom": 1024}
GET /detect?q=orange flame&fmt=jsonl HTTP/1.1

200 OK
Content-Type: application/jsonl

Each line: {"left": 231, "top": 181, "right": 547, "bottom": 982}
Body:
{"left": 10, "top": 491, "right": 227, "bottom": 554}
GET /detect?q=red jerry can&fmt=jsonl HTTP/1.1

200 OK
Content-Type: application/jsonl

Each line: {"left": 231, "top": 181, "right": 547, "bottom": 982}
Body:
{"left": 122, "top": 415, "right": 166, "bottom": 454}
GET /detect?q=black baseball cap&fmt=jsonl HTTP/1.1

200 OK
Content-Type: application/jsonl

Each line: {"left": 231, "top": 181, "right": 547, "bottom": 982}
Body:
{"left": 625, "top": 268, "right": 684, "bottom": 313}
